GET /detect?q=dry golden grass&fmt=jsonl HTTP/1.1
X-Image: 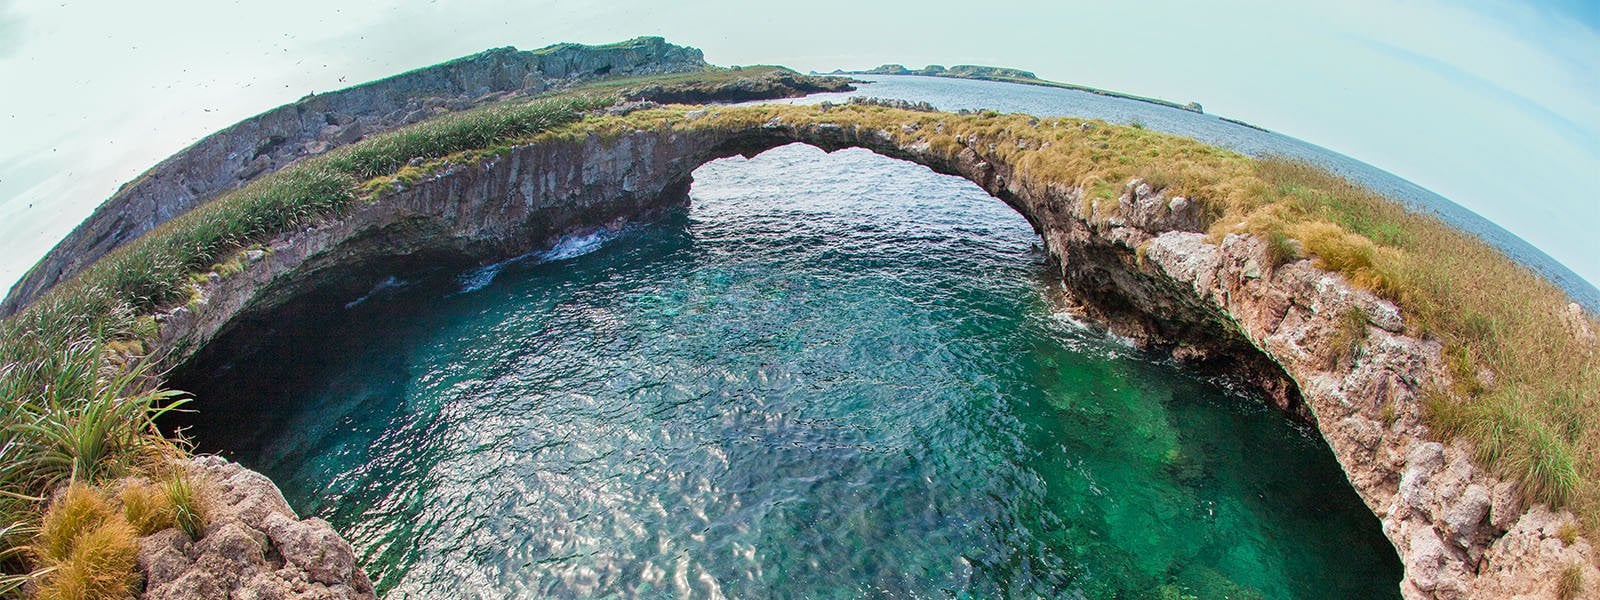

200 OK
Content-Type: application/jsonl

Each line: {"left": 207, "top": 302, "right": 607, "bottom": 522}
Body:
{"left": 35, "top": 518, "right": 138, "bottom": 600}
{"left": 1325, "top": 306, "right": 1372, "bottom": 369}
{"left": 1246, "top": 161, "right": 1595, "bottom": 520}
{"left": 36, "top": 484, "right": 116, "bottom": 564}
{"left": 118, "top": 479, "right": 176, "bottom": 536}
{"left": 34, "top": 484, "right": 139, "bottom": 600}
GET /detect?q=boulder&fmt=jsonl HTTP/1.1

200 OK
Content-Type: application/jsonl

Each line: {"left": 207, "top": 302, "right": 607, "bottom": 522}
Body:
{"left": 137, "top": 529, "right": 194, "bottom": 589}
{"left": 264, "top": 514, "right": 361, "bottom": 587}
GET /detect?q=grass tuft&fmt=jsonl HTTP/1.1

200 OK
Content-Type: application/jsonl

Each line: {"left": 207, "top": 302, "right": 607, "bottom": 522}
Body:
{"left": 118, "top": 479, "right": 175, "bottom": 536}
{"left": 1557, "top": 564, "right": 1584, "bottom": 600}
{"left": 1511, "top": 425, "right": 1580, "bottom": 508}
{"left": 1292, "top": 221, "right": 1406, "bottom": 297}
{"left": 1425, "top": 388, "right": 1584, "bottom": 508}
{"left": 1324, "top": 306, "right": 1370, "bottom": 369}
{"left": 2, "top": 354, "right": 189, "bottom": 490}
{"left": 1558, "top": 521, "right": 1579, "bottom": 546}
{"left": 34, "top": 516, "right": 137, "bottom": 600}
{"left": 165, "top": 471, "right": 206, "bottom": 540}
{"left": 30, "top": 484, "right": 149, "bottom": 599}
{"left": 36, "top": 484, "right": 115, "bottom": 564}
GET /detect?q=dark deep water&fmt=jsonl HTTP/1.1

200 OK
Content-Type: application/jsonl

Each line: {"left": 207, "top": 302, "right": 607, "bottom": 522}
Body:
{"left": 173, "top": 144, "right": 1401, "bottom": 598}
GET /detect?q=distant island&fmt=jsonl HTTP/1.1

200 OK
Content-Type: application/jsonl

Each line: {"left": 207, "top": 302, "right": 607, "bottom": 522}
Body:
{"left": 835, "top": 63, "right": 1205, "bottom": 113}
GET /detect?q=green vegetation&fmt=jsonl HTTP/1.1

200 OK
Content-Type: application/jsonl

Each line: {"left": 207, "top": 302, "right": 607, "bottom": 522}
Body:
{"left": 292, "top": 36, "right": 675, "bottom": 106}
{"left": 322, "top": 98, "right": 607, "bottom": 180}
{"left": 525, "top": 35, "right": 673, "bottom": 56}
{"left": 0, "top": 71, "right": 1595, "bottom": 592}
{"left": 1, "top": 93, "right": 604, "bottom": 370}
{"left": 0, "top": 333, "right": 189, "bottom": 597}
{"left": 1326, "top": 306, "right": 1372, "bottom": 369}
{"left": 118, "top": 470, "right": 204, "bottom": 540}
{"left": 1557, "top": 563, "right": 1584, "bottom": 600}
{"left": 165, "top": 472, "right": 205, "bottom": 540}
{"left": 4, "top": 363, "right": 187, "bottom": 488}
{"left": 0, "top": 520, "right": 34, "bottom": 597}
{"left": 1259, "top": 159, "right": 1599, "bottom": 513}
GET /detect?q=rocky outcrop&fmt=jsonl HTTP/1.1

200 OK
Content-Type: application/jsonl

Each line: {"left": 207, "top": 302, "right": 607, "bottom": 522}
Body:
{"left": 139, "top": 456, "right": 374, "bottom": 599}
{"left": 1099, "top": 198, "right": 1598, "bottom": 600}
{"left": 854, "top": 63, "right": 1040, "bottom": 80}
{"left": 840, "top": 63, "right": 1203, "bottom": 112}
{"left": 143, "top": 113, "right": 1590, "bottom": 598}
{"left": 917, "top": 148, "right": 1596, "bottom": 599}
{"left": 0, "top": 37, "right": 710, "bottom": 319}
{"left": 620, "top": 68, "right": 854, "bottom": 104}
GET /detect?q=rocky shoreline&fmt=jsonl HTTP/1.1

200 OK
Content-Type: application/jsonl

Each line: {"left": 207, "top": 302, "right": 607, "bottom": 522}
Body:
{"left": 130, "top": 111, "right": 1596, "bottom": 598}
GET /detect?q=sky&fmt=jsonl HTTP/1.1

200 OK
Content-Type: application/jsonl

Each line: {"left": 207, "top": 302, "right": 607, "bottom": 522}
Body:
{"left": 0, "top": 0, "right": 1596, "bottom": 295}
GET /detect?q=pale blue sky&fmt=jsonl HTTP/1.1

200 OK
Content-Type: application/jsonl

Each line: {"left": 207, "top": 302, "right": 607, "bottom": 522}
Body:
{"left": 0, "top": 0, "right": 1595, "bottom": 293}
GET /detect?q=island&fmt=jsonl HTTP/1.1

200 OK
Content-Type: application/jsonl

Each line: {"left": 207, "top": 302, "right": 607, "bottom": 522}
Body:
{"left": 1, "top": 37, "right": 1594, "bottom": 600}
{"left": 838, "top": 63, "right": 1205, "bottom": 113}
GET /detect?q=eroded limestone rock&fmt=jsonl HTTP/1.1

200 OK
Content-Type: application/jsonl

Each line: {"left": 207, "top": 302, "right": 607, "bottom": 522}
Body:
{"left": 140, "top": 457, "right": 375, "bottom": 600}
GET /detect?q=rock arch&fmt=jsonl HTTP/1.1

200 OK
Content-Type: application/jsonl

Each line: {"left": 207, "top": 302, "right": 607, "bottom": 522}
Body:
{"left": 154, "top": 116, "right": 1590, "bottom": 599}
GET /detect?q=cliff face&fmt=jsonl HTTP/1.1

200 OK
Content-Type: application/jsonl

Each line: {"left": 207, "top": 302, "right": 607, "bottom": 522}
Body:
{"left": 152, "top": 116, "right": 1595, "bottom": 598}
{"left": 890, "top": 129, "right": 1596, "bottom": 600}
{"left": 1052, "top": 188, "right": 1596, "bottom": 600}
{"left": 0, "top": 37, "right": 709, "bottom": 319}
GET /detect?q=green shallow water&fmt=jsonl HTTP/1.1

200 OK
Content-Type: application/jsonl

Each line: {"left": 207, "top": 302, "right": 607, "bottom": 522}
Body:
{"left": 174, "top": 144, "right": 1401, "bottom": 598}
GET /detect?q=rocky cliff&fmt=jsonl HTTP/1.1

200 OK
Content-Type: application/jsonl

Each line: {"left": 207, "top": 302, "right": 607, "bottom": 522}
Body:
{"left": 0, "top": 37, "right": 710, "bottom": 319}
{"left": 1062, "top": 186, "right": 1596, "bottom": 600}
{"left": 145, "top": 109, "right": 1594, "bottom": 598}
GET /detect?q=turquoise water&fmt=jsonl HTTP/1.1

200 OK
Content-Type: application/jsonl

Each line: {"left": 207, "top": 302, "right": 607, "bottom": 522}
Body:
{"left": 176, "top": 144, "right": 1400, "bottom": 598}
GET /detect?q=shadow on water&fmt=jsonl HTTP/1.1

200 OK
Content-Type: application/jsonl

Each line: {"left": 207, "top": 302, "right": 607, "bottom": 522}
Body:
{"left": 167, "top": 144, "right": 1400, "bottom": 599}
